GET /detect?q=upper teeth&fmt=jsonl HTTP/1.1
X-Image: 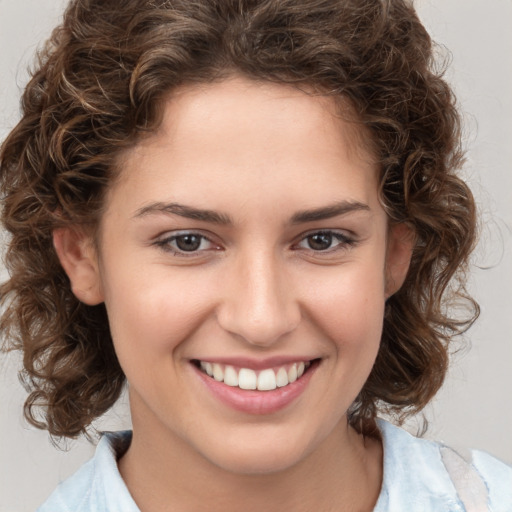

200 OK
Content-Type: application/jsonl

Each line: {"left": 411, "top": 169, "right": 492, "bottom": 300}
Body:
{"left": 199, "top": 361, "right": 310, "bottom": 391}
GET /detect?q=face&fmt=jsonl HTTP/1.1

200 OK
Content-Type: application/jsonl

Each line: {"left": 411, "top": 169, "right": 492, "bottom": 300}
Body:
{"left": 57, "top": 76, "right": 412, "bottom": 475}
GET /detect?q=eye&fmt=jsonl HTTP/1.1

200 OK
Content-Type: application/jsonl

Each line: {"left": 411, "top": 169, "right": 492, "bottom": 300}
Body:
{"left": 154, "top": 232, "right": 219, "bottom": 256}
{"left": 295, "top": 230, "right": 355, "bottom": 252}
{"left": 172, "top": 234, "right": 205, "bottom": 252}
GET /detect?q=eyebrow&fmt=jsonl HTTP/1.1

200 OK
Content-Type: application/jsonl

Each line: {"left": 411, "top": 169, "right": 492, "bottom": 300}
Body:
{"left": 134, "top": 202, "right": 233, "bottom": 224}
{"left": 134, "top": 200, "right": 370, "bottom": 225}
{"left": 289, "top": 200, "right": 370, "bottom": 224}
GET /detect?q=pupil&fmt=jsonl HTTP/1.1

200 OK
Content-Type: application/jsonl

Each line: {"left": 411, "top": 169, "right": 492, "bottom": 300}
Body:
{"left": 308, "top": 234, "right": 332, "bottom": 251}
{"left": 176, "top": 235, "right": 201, "bottom": 251}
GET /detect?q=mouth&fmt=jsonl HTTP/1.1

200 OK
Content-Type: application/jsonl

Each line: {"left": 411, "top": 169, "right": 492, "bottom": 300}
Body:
{"left": 192, "top": 359, "right": 319, "bottom": 391}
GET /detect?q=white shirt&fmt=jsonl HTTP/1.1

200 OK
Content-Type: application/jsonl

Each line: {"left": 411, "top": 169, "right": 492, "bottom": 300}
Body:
{"left": 37, "top": 419, "right": 512, "bottom": 511}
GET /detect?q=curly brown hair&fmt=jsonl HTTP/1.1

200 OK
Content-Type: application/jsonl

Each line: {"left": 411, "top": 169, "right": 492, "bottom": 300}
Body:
{"left": 0, "top": 0, "right": 478, "bottom": 439}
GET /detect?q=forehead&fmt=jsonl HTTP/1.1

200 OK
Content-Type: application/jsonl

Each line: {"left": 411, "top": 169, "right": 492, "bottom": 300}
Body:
{"left": 153, "top": 77, "right": 375, "bottom": 163}
{"left": 110, "top": 77, "right": 381, "bottom": 218}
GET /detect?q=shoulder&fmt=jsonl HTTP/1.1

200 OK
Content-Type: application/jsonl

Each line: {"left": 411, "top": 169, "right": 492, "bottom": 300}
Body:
{"left": 374, "top": 419, "right": 512, "bottom": 512}
{"left": 36, "top": 431, "right": 139, "bottom": 512}
{"left": 471, "top": 449, "right": 512, "bottom": 510}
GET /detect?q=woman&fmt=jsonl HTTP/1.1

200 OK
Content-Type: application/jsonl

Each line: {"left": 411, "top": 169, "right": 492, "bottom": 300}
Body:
{"left": 1, "top": 0, "right": 510, "bottom": 510}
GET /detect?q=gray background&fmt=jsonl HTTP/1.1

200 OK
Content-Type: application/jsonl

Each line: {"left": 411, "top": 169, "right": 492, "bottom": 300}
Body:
{"left": 1, "top": 0, "right": 511, "bottom": 510}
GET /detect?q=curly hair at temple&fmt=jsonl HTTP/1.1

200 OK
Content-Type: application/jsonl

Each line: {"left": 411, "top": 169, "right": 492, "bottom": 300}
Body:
{"left": 0, "top": 0, "right": 478, "bottom": 438}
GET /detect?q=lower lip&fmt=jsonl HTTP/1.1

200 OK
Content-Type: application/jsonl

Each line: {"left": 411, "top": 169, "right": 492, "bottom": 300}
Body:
{"left": 193, "top": 362, "right": 318, "bottom": 415}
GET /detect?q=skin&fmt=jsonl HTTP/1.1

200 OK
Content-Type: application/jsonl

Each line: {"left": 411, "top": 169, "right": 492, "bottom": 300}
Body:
{"left": 54, "top": 76, "right": 414, "bottom": 511}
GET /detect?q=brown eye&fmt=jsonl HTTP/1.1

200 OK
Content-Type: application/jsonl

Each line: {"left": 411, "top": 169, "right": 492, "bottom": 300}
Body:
{"left": 174, "top": 234, "right": 202, "bottom": 252}
{"left": 155, "top": 232, "right": 217, "bottom": 255}
{"left": 307, "top": 233, "right": 334, "bottom": 251}
{"left": 296, "top": 230, "right": 355, "bottom": 254}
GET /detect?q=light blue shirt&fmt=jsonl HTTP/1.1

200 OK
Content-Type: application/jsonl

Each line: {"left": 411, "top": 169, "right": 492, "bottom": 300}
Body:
{"left": 37, "top": 419, "right": 512, "bottom": 511}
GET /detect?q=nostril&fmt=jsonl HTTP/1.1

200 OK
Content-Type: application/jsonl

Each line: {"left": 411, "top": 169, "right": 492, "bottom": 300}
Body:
{"left": 215, "top": 270, "right": 301, "bottom": 346}
{"left": 216, "top": 310, "right": 301, "bottom": 347}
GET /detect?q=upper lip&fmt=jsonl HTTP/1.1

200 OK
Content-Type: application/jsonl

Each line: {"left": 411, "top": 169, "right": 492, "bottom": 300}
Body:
{"left": 191, "top": 356, "right": 319, "bottom": 371}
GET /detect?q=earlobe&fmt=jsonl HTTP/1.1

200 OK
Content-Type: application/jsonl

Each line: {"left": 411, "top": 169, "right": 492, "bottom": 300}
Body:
{"left": 53, "top": 227, "right": 104, "bottom": 305}
{"left": 385, "top": 223, "right": 415, "bottom": 298}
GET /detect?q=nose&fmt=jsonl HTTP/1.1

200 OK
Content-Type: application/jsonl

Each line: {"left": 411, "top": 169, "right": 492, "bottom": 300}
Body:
{"left": 216, "top": 249, "right": 301, "bottom": 347}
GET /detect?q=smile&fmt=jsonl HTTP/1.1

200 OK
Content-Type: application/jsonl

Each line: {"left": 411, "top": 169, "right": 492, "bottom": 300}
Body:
{"left": 192, "top": 358, "right": 320, "bottom": 414}
{"left": 196, "top": 360, "right": 313, "bottom": 391}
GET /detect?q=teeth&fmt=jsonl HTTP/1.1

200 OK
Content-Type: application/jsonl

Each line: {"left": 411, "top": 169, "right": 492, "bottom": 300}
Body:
{"left": 288, "top": 364, "right": 298, "bottom": 383}
{"left": 212, "top": 363, "right": 224, "bottom": 382}
{"left": 200, "top": 361, "right": 214, "bottom": 377}
{"left": 224, "top": 365, "right": 239, "bottom": 387}
{"left": 198, "top": 360, "right": 313, "bottom": 391}
{"left": 238, "top": 368, "right": 257, "bottom": 390}
{"left": 257, "top": 369, "right": 277, "bottom": 391}
{"left": 276, "top": 367, "right": 288, "bottom": 387}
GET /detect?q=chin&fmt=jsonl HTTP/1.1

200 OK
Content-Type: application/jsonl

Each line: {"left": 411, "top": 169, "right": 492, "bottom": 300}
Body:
{"left": 212, "top": 447, "right": 306, "bottom": 476}
{"left": 197, "top": 426, "right": 320, "bottom": 476}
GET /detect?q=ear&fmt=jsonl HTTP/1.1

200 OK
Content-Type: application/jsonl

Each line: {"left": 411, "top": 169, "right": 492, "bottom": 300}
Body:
{"left": 385, "top": 222, "right": 415, "bottom": 298}
{"left": 53, "top": 227, "right": 104, "bottom": 305}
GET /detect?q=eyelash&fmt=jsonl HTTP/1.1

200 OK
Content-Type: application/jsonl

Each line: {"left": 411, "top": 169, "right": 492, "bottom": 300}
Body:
{"left": 154, "top": 232, "right": 219, "bottom": 257}
{"left": 294, "top": 230, "right": 356, "bottom": 253}
{"left": 153, "top": 230, "right": 356, "bottom": 257}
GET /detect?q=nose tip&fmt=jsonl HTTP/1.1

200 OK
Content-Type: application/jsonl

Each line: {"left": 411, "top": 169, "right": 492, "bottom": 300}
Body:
{"left": 224, "top": 308, "right": 300, "bottom": 347}
{"left": 216, "top": 258, "right": 301, "bottom": 346}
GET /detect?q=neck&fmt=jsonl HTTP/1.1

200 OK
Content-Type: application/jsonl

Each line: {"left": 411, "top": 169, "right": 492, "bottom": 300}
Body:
{"left": 118, "top": 413, "right": 383, "bottom": 512}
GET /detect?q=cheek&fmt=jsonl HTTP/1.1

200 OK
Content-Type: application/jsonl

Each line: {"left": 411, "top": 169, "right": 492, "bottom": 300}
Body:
{"left": 101, "top": 266, "right": 215, "bottom": 358}
{"left": 297, "top": 263, "right": 387, "bottom": 430}
{"left": 304, "top": 263, "right": 386, "bottom": 352}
